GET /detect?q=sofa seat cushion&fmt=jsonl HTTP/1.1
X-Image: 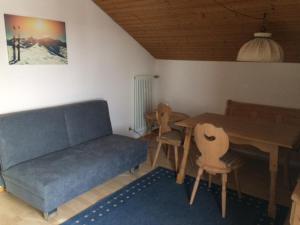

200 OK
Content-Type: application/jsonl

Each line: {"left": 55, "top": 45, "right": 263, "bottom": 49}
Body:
{"left": 3, "top": 135, "right": 147, "bottom": 211}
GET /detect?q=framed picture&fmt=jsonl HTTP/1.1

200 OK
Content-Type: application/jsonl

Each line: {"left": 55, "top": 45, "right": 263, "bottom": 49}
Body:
{"left": 4, "top": 14, "right": 68, "bottom": 65}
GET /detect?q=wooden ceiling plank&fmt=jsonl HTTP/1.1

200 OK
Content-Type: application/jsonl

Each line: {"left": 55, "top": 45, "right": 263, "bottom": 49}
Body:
{"left": 94, "top": 0, "right": 300, "bottom": 62}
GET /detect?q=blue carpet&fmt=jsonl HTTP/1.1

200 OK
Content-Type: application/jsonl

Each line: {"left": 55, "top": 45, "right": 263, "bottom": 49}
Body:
{"left": 62, "top": 167, "right": 288, "bottom": 225}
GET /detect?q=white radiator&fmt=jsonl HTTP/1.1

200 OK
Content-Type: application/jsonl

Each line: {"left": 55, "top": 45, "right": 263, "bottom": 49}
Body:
{"left": 133, "top": 75, "right": 153, "bottom": 134}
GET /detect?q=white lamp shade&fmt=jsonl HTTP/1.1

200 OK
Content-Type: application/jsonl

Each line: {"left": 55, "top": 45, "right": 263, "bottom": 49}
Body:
{"left": 237, "top": 32, "right": 284, "bottom": 62}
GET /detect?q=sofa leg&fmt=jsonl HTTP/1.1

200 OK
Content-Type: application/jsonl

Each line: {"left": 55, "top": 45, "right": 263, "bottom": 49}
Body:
{"left": 0, "top": 186, "right": 5, "bottom": 193}
{"left": 130, "top": 165, "right": 140, "bottom": 174}
{"left": 43, "top": 208, "right": 57, "bottom": 220}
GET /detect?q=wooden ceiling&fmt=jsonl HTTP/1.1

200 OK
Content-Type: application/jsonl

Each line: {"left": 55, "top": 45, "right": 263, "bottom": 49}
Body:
{"left": 94, "top": 0, "right": 300, "bottom": 62}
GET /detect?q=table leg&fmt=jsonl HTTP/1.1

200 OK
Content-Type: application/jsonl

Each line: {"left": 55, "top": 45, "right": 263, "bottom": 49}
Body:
{"left": 268, "top": 147, "right": 279, "bottom": 219}
{"left": 176, "top": 127, "right": 192, "bottom": 184}
{"left": 226, "top": 136, "right": 280, "bottom": 218}
{"left": 283, "top": 151, "right": 290, "bottom": 190}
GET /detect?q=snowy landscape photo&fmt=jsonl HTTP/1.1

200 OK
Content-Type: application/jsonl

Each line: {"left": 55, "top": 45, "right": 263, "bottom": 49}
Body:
{"left": 4, "top": 14, "right": 68, "bottom": 65}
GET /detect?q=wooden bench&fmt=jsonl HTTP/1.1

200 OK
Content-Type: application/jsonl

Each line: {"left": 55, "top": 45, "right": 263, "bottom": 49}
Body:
{"left": 226, "top": 100, "right": 300, "bottom": 127}
{"left": 225, "top": 100, "right": 300, "bottom": 187}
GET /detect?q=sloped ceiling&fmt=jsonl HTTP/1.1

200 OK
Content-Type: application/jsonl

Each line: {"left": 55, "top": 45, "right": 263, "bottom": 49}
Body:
{"left": 94, "top": 0, "right": 300, "bottom": 62}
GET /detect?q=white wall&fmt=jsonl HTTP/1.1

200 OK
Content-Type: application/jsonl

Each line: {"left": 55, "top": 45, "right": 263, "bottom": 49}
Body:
{"left": 155, "top": 60, "right": 300, "bottom": 116}
{"left": 0, "top": 0, "right": 155, "bottom": 136}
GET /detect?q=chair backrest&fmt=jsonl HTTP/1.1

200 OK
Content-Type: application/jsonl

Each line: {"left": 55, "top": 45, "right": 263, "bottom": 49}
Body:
{"left": 156, "top": 103, "right": 172, "bottom": 137}
{"left": 194, "top": 123, "right": 229, "bottom": 170}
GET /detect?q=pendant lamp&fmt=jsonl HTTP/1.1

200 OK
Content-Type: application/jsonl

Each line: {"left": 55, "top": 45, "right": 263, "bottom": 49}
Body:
{"left": 237, "top": 14, "right": 284, "bottom": 62}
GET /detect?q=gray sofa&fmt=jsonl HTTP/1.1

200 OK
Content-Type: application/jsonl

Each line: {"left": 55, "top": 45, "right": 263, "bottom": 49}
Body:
{"left": 0, "top": 100, "right": 147, "bottom": 218}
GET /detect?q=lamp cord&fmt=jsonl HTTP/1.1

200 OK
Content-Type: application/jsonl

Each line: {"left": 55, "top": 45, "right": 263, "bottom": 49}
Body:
{"left": 213, "top": 0, "right": 266, "bottom": 21}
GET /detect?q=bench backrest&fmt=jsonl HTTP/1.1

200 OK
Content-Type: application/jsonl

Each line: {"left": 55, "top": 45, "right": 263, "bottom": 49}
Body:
{"left": 225, "top": 100, "right": 300, "bottom": 127}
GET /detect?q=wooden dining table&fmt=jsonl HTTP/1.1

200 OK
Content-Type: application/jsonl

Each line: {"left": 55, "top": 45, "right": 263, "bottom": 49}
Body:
{"left": 175, "top": 113, "right": 300, "bottom": 218}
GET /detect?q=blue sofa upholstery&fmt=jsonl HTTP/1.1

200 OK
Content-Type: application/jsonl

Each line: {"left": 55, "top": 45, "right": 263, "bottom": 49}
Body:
{"left": 0, "top": 108, "right": 69, "bottom": 171}
{"left": 0, "top": 100, "right": 147, "bottom": 215}
{"left": 64, "top": 101, "right": 112, "bottom": 146}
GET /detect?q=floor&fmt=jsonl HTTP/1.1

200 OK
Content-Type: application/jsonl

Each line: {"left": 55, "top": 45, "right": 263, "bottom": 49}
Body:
{"left": 0, "top": 134, "right": 298, "bottom": 225}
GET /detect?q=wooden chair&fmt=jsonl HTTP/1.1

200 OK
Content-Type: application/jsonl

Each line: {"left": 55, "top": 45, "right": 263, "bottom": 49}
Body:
{"left": 189, "top": 123, "right": 244, "bottom": 218}
{"left": 290, "top": 176, "right": 300, "bottom": 225}
{"left": 152, "top": 103, "right": 182, "bottom": 171}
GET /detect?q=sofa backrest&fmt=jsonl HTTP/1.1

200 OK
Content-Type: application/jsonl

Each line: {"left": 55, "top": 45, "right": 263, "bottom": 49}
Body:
{"left": 64, "top": 101, "right": 112, "bottom": 146}
{"left": 0, "top": 108, "right": 69, "bottom": 171}
{"left": 0, "top": 100, "right": 112, "bottom": 171}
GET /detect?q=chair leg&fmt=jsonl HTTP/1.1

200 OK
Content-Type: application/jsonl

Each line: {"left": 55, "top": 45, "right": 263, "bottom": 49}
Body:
{"left": 174, "top": 146, "right": 179, "bottom": 172}
{"left": 167, "top": 145, "right": 171, "bottom": 159}
{"left": 152, "top": 142, "right": 162, "bottom": 168}
{"left": 189, "top": 168, "right": 204, "bottom": 205}
{"left": 208, "top": 174, "right": 212, "bottom": 188}
{"left": 233, "top": 169, "right": 242, "bottom": 198}
{"left": 221, "top": 173, "right": 228, "bottom": 218}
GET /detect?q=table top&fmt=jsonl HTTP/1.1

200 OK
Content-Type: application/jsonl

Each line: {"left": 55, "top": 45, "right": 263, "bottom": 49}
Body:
{"left": 175, "top": 113, "right": 300, "bottom": 149}
{"left": 145, "top": 111, "right": 189, "bottom": 123}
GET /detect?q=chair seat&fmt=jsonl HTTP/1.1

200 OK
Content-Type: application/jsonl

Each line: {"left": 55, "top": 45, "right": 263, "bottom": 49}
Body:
{"left": 170, "top": 124, "right": 184, "bottom": 134}
{"left": 158, "top": 130, "right": 182, "bottom": 146}
{"left": 221, "top": 151, "right": 244, "bottom": 169}
{"left": 196, "top": 151, "right": 244, "bottom": 172}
